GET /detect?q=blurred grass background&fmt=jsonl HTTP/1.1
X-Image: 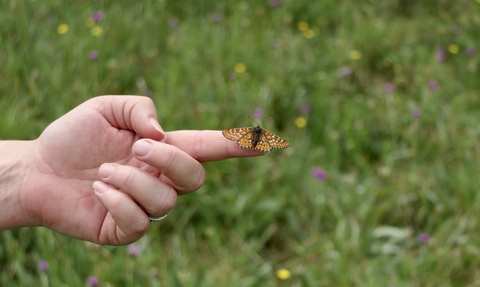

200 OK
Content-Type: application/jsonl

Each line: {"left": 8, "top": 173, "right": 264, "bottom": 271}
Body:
{"left": 2, "top": 0, "right": 480, "bottom": 286}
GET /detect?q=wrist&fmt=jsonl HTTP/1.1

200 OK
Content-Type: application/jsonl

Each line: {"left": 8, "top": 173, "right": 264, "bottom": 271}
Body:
{"left": 0, "top": 140, "right": 37, "bottom": 229}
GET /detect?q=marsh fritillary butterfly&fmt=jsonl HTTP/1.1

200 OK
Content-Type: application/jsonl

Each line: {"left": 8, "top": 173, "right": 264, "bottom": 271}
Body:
{"left": 222, "top": 125, "right": 289, "bottom": 153}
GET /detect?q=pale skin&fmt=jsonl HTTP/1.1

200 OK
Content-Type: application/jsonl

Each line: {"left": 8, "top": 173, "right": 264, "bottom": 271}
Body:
{"left": 0, "top": 96, "right": 262, "bottom": 245}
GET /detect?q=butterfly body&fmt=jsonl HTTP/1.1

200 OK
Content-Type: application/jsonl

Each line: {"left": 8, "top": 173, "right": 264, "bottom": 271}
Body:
{"left": 222, "top": 125, "right": 289, "bottom": 153}
{"left": 252, "top": 126, "right": 262, "bottom": 147}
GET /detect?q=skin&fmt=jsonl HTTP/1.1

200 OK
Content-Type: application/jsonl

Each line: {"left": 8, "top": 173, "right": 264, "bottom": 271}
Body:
{"left": 0, "top": 96, "right": 263, "bottom": 245}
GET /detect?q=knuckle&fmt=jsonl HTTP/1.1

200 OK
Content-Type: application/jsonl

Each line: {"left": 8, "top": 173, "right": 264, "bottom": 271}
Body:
{"left": 193, "top": 131, "right": 203, "bottom": 160}
{"left": 140, "top": 96, "right": 154, "bottom": 106}
{"left": 162, "top": 145, "right": 179, "bottom": 168}
{"left": 131, "top": 218, "right": 149, "bottom": 235}
{"left": 122, "top": 167, "right": 137, "bottom": 188}
{"left": 110, "top": 196, "right": 124, "bottom": 211}
{"left": 158, "top": 186, "right": 177, "bottom": 212}
{"left": 190, "top": 166, "right": 206, "bottom": 191}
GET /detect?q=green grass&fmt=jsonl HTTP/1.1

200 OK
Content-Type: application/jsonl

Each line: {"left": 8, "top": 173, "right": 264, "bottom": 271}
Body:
{"left": 2, "top": 0, "right": 480, "bottom": 286}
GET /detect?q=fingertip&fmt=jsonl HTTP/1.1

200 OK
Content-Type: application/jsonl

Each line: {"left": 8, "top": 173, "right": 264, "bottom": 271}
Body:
{"left": 149, "top": 117, "right": 165, "bottom": 136}
{"left": 133, "top": 140, "right": 152, "bottom": 157}
{"left": 93, "top": 181, "right": 110, "bottom": 194}
{"left": 136, "top": 116, "right": 165, "bottom": 141}
{"left": 92, "top": 181, "right": 149, "bottom": 243}
{"left": 131, "top": 98, "right": 165, "bottom": 141}
{"left": 99, "top": 163, "right": 116, "bottom": 179}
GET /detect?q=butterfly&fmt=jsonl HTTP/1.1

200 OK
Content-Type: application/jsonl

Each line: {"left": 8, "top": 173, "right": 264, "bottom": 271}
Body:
{"left": 222, "top": 125, "right": 289, "bottom": 153}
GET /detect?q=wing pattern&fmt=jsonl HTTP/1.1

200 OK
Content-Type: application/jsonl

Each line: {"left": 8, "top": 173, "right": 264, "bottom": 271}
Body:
{"left": 222, "top": 125, "right": 289, "bottom": 153}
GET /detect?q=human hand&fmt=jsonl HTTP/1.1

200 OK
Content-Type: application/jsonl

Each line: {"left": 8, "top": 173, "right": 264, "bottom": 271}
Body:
{"left": 11, "top": 96, "right": 261, "bottom": 245}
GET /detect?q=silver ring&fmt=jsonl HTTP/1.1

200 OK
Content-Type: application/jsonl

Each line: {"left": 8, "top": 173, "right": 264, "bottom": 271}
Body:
{"left": 149, "top": 213, "right": 169, "bottom": 222}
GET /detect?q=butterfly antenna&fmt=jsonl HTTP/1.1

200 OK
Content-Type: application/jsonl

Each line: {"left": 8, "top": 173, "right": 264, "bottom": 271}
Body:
{"left": 247, "top": 115, "right": 261, "bottom": 127}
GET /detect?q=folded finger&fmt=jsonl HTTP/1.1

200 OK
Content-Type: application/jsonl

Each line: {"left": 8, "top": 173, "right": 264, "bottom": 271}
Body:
{"left": 98, "top": 163, "right": 177, "bottom": 218}
{"left": 92, "top": 181, "right": 149, "bottom": 245}
{"left": 132, "top": 139, "right": 206, "bottom": 194}
{"left": 92, "top": 95, "right": 165, "bottom": 141}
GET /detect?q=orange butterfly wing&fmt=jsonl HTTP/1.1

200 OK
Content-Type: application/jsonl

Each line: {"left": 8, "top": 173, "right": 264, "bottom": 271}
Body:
{"left": 251, "top": 133, "right": 273, "bottom": 152}
{"left": 262, "top": 129, "right": 290, "bottom": 150}
{"left": 236, "top": 130, "right": 257, "bottom": 149}
{"left": 222, "top": 126, "right": 289, "bottom": 153}
{"left": 222, "top": 127, "right": 252, "bottom": 141}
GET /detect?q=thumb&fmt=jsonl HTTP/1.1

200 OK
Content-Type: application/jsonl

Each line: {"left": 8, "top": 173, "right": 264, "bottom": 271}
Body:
{"left": 94, "top": 95, "right": 165, "bottom": 141}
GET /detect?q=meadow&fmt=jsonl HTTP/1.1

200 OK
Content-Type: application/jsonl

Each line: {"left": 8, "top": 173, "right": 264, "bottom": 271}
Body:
{"left": 1, "top": 0, "right": 480, "bottom": 286}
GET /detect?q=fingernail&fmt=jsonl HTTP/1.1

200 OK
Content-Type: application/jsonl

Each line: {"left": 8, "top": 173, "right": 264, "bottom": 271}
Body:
{"left": 133, "top": 140, "right": 152, "bottom": 156}
{"left": 150, "top": 117, "right": 164, "bottom": 134}
{"left": 99, "top": 163, "right": 115, "bottom": 178}
{"left": 93, "top": 181, "right": 109, "bottom": 194}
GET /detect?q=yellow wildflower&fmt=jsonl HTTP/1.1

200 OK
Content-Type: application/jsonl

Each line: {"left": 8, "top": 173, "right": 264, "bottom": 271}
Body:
{"left": 295, "top": 117, "right": 307, "bottom": 128}
{"left": 302, "top": 29, "right": 315, "bottom": 39}
{"left": 234, "top": 63, "right": 247, "bottom": 74}
{"left": 297, "top": 21, "right": 309, "bottom": 32}
{"left": 57, "top": 24, "right": 69, "bottom": 35}
{"left": 350, "top": 50, "right": 362, "bottom": 60}
{"left": 91, "top": 26, "right": 103, "bottom": 37}
{"left": 448, "top": 44, "right": 459, "bottom": 54}
{"left": 275, "top": 269, "right": 291, "bottom": 280}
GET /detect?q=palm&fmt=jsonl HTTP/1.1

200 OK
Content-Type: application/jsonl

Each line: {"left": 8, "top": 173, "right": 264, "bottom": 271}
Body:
{"left": 40, "top": 106, "right": 147, "bottom": 176}
{"left": 22, "top": 99, "right": 160, "bottom": 243}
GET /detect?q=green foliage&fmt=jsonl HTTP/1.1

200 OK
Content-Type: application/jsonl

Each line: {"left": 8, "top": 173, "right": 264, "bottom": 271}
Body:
{"left": 2, "top": 0, "right": 480, "bottom": 286}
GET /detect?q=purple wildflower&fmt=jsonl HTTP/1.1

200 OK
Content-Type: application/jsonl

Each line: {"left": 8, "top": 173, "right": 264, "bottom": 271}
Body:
{"left": 311, "top": 167, "right": 327, "bottom": 181}
{"left": 213, "top": 13, "right": 223, "bottom": 22}
{"left": 300, "top": 104, "right": 310, "bottom": 114}
{"left": 428, "top": 80, "right": 438, "bottom": 91}
{"left": 87, "top": 276, "right": 99, "bottom": 287}
{"left": 340, "top": 66, "right": 353, "bottom": 77}
{"left": 268, "top": 0, "right": 283, "bottom": 7}
{"left": 452, "top": 26, "right": 461, "bottom": 35}
{"left": 128, "top": 245, "right": 141, "bottom": 258}
{"left": 228, "top": 72, "right": 237, "bottom": 81}
{"left": 228, "top": 72, "right": 236, "bottom": 81}
{"left": 384, "top": 83, "right": 395, "bottom": 93}
{"left": 419, "top": 233, "right": 429, "bottom": 244}
{"left": 151, "top": 268, "right": 159, "bottom": 278}
{"left": 252, "top": 108, "right": 263, "bottom": 119}
{"left": 169, "top": 18, "right": 179, "bottom": 28}
{"left": 88, "top": 50, "right": 99, "bottom": 60}
{"left": 411, "top": 107, "right": 421, "bottom": 117}
{"left": 92, "top": 11, "right": 105, "bottom": 22}
{"left": 466, "top": 47, "right": 476, "bottom": 56}
{"left": 436, "top": 47, "right": 446, "bottom": 62}
{"left": 38, "top": 260, "right": 49, "bottom": 272}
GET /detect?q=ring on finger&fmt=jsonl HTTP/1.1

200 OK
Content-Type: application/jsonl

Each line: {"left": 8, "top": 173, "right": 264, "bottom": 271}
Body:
{"left": 148, "top": 212, "right": 169, "bottom": 222}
